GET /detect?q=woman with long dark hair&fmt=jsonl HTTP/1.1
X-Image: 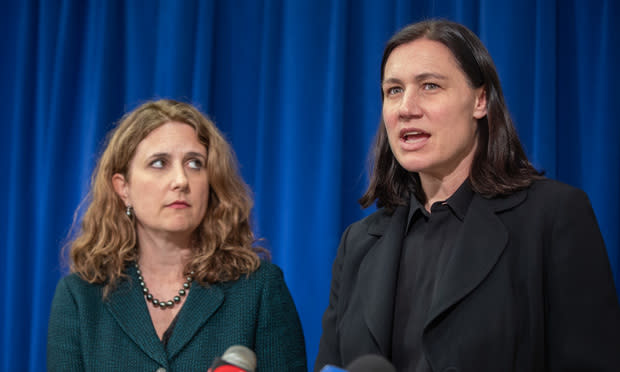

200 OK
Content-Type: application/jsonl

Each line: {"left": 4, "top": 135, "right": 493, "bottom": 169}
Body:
{"left": 316, "top": 20, "right": 620, "bottom": 371}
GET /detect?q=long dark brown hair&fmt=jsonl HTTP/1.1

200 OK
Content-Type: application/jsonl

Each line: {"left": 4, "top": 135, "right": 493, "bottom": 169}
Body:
{"left": 360, "top": 19, "right": 542, "bottom": 211}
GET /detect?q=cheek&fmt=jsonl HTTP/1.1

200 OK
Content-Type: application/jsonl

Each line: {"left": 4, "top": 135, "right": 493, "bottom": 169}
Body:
{"left": 132, "top": 178, "right": 158, "bottom": 193}
{"left": 193, "top": 178, "right": 210, "bottom": 202}
{"left": 128, "top": 178, "right": 161, "bottom": 203}
{"left": 382, "top": 106, "right": 397, "bottom": 128}
{"left": 382, "top": 107, "right": 400, "bottom": 147}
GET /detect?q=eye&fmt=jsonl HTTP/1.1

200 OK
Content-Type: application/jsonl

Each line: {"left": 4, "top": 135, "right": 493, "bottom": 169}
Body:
{"left": 385, "top": 86, "right": 404, "bottom": 96}
{"left": 422, "top": 82, "right": 440, "bottom": 90}
{"left": 187, "top": 159, "right": 204, "bottom": 170}
{"left": 150, "top": 159, "right": 165, "bottom": 168}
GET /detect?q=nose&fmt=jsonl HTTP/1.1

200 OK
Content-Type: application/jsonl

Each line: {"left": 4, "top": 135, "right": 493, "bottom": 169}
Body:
{"left": 398, "top": 90, "right": 422, "bottom": 119}
{"left": 171, "top": 163, "right": 189, "bottom": 191}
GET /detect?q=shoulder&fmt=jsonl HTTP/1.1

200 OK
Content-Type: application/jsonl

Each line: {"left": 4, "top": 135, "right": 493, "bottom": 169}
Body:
{"left": 485, "top": 178, "right": 591, "bottom": 214}
{"left": 251, "top": 260, "right": 285, "bottom": 282}
{"left": 485, "top": 178, "right": 599, "bottom": 236}
{"left": 220, "top": 261, "right": 287, "bottom": 294}
{"left": 331, "top": 206, "right": 406, "bottom": 270}
{"left": 220, "top": 261, "right": 299, "bottom": 316}
{"left": 58, "top": 272, "right": 91, "bottom": 286}
{"left": 50, "top": 273, "right": 106, "bottom": 316}
{"left": 523, "top": 178, "right": 593, "bottom": 213}
{"left": 53, "top": 273, "right": 102, "bottom": 298}
{"left": 346, "top": 207, "right": 398, "bottom": 238}
{"left": 527, "top": 178, "right": 588, "bottom": 200}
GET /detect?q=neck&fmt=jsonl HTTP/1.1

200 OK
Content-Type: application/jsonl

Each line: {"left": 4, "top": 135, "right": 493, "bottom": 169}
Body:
{"left": 419, "top": 140, "right": 477, "bottom": 212}
{"left": 419, "top": 167, "right": 469, "bottom": 212}
{"left": 135, "top": 226, "right": 193, "bottom": 277}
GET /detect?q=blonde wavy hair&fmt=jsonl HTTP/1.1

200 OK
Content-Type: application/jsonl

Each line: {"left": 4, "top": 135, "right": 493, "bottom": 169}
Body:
{"left": 68, "top": 99, "right": 263, "bottom": 296}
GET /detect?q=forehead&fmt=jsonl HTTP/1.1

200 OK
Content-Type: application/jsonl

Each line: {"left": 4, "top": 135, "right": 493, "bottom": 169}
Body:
{"left": 383, "top": 38, "right": 462, "bottom": 78}
{"left": 135, "top": 121, "right": 205, "bottom": 155}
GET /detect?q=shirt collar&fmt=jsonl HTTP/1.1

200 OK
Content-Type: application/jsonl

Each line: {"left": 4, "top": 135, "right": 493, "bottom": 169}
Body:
{"left": 407, "top": 192, "right": 426, "bottom": 230}
{"left": 406, "top": 179, "right": 474, "bottom": 227}
{"left": 444, "top": 179, "right": 474, "bottom": 220}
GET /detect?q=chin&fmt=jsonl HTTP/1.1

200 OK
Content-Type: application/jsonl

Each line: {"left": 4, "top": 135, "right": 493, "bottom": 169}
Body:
{"left": 164, "top": 223, "right": 199, "bottom": 235}
{"left": 395, "top": 158, "right": 429, "bottom": 174}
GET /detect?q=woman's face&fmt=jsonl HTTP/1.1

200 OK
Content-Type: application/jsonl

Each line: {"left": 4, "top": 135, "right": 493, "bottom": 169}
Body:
{"left": 381, "top": 38, "right": 487, "bottom": 182}
{"left": 113, "top": 121, "right": 209, "bottom": 241}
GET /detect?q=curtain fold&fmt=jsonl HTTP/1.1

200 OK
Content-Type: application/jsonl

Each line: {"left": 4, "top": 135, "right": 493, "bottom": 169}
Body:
{"left": 1, "top": 1, "right": 618, "bottom": 370}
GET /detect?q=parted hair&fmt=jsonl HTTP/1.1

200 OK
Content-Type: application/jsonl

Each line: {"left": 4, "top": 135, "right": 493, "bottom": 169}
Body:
{"left": 68, "top": 99, "right": 262, "bottom": 296}
{"left": 359, "top": 19, "right": 542, "bottom": 210}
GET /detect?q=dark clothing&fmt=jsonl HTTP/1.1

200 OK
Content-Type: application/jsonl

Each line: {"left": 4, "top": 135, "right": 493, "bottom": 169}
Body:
{"left": 392, "top": 182, "right": 473, "bottom": 371}
{"left": 315, "top": 178, "right": 620, "bottom": 372}
{"left": 161, "top": 311, "right": 179, "bottom": 349}
{"left": 48, "top": 261, "right": 307, "bottom": 372}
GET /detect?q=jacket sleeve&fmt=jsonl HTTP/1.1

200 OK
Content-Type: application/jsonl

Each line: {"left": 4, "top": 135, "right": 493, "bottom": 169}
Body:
{"left": 47, "top": 277, "right": 84, "bottom": 372}
{"left": 545, "top": 187, "right": 620, "bottom": 370}
{"left": 314, "top": 224, "right": 352, "bottom": 371}
{"left": 255, "top": 264, "right": 307, "bottom": 372}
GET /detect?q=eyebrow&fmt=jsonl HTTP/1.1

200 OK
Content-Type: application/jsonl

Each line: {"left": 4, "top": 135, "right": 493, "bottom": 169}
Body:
{"left": 382, "top": 72, "right": 449, "bottom": 86}
{"left": 147, "top": 151, "right": 207, "bottom": 160}
{"left": 184, "top": 151, "right": 207, "bottom": 160}
{"left": 147, "top": 152, "right": 170, "bottom": 160}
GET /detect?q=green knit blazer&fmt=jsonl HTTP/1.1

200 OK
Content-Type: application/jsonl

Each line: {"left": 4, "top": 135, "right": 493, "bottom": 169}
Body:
{"left": 47, "top": 261, "right": 307, "bottom": 371}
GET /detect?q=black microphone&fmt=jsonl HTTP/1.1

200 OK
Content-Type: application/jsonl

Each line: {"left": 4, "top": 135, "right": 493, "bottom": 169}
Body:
{"left": 207, "top": 345, "right": 257, "bottom": 372}
{"left": 346, "top": 354, "right": 396, "bottom": 372}
{"left": 319, "top": 354, "right": 396, "bottom": 372}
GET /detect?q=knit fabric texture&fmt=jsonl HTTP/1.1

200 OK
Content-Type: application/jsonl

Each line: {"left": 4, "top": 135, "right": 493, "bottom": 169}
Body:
{"left": 47, "top": 261, "right": 307, "bottom": 371}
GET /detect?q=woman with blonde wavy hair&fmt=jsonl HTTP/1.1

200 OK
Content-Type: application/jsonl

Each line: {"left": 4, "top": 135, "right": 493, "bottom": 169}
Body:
{"left": 47, "top": 99, "right": 307, "bottom": 371}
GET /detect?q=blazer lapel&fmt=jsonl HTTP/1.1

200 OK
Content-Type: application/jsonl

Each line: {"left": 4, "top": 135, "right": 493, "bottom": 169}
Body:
{"left": 424, "top": 191, "right": 527, "bottom": 328}
{"left": 105, "top": 272, "right": 168, "bottom": 366}
{"left": 166, "top": 282, "right": 224, "bottom": 359}
{"left": 359, "top": 205, "right": 409, "bottom": 356}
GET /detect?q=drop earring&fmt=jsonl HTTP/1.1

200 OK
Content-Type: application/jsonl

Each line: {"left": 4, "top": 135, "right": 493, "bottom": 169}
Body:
{"left": 126, "top": 205, "right": 133, "bottom": 217}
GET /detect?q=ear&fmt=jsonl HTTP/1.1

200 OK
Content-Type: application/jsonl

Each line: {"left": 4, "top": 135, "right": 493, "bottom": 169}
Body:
{"left": 112, "top": 173, "right": 130, "bottom": 206}
{"left": 473, "top": 86, "right": 488, "bottom": 119}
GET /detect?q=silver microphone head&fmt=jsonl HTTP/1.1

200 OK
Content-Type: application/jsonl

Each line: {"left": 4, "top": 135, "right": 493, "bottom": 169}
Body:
{"left": 221, "top": 345, "right": 257, "bottom": 372}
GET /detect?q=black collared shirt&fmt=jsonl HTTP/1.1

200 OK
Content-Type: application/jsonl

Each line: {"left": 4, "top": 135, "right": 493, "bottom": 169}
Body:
{"left": 392, "top": 181, "right": 474, "bottom": 371}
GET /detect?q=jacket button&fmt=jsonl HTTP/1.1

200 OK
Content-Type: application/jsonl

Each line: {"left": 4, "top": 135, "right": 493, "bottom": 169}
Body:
{"left": 155, "top": 368, "right": 166, "bottom": 372}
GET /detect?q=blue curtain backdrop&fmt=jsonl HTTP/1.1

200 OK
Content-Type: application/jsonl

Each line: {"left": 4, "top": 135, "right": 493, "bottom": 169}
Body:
{"left": 1, "top": 0, "right": 619, "bottom": 370}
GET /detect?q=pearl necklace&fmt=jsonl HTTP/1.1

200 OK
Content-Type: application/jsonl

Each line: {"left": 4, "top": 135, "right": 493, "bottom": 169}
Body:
{"left": 135, "top": 263, "right": 194, "bottom": 310}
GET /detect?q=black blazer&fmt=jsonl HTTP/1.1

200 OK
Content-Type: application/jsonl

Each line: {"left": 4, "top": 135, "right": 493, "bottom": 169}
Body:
{"left": 316, "top": 179, "right": 620, "bottom": 371}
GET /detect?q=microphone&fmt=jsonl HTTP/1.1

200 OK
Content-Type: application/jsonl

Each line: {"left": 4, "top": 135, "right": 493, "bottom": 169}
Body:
{"left": 346, "top": 354, "right": 396, "bottom": 372}
{"left": 208, "top": 345, "right": 257, "bottom": 372}
{"left": 319, "top": 366, "right": 347, "bottom": 372}
{"left": 319, "top": 354, "right": 396, "bottom": 372}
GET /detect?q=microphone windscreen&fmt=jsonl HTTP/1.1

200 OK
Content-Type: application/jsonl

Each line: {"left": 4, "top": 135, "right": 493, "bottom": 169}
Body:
{"left": 221, "top": 345, "right": 257, "bottom": 372}
{"left": 346, "top": 354, "right": 396, "bottom": 372}
{"left": 211, "top": 366, "right": 247, "bottom": 372}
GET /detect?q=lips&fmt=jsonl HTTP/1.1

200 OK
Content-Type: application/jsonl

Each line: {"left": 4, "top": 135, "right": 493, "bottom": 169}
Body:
{"left": 167, "top": 201, "right": 190, "bottom": 209}
{"left": 400, "top": 128, "right": 430, "bottom": 144}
